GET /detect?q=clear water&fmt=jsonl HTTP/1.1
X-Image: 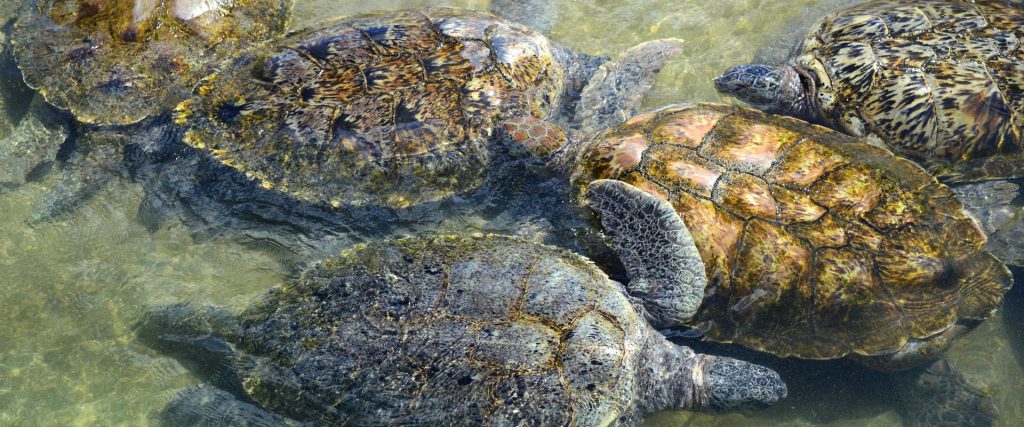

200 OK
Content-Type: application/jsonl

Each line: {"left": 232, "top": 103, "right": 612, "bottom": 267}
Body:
{"left": 1, "top": 0, "right": 1022, "bottom": 425}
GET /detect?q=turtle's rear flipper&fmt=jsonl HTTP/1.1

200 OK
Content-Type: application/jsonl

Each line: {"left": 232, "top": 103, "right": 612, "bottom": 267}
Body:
{"left": 895, "top": 359, "right": 998, "bottom": 427}
{"left": 586, "top": 179, "right": 707, "bottom": 328}
{"left": 952, "top": 181, "right": 1024, "bottom": 268}
{"left": 0, "top": 97, "right": 69, "bottom": 189}
{"left": 28, "top": 143, "right": 118, "bottom": 223}
{"left": 575, "top": 39, "right": 684, "bottom": 132}
{"left": 136, "top": 304, "right": 250, "bottom": 397}
{"left": 489, "top": 0, "right": 559, "bottom": 34}
{"left": 162, "top": 384, "right": 305, "bottom": 427}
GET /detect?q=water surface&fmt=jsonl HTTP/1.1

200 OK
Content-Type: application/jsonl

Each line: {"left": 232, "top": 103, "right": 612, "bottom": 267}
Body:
{"left": 1, "top": 0, "right": 1021, "bottom": 425}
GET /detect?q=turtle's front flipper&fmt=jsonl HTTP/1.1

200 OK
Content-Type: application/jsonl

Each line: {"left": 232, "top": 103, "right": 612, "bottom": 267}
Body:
{"left": 161, "top": 384, "right": 305, "bottom": 427}
{"left": 136, "top": 304, "right": 249, "bottom": 397}
{"left": 0, "top": 97, "right": 69, "bottom": 188}
{"left": 29, "top": 141, "right": 118, "bottom": 223}
{"left": 894, "top": 359, "right": 998, "bottom": 427}
{"left": 489, "top": 0, "right": 559, "bottom": 34}
{"left": 29, "top": 117, "right": 179, "bottom": 223}
{"left": 575, "top": 39, "right": 684, "bottom": 132}
{"left": 586, "top": 179, "right": 707, "bottom": 328}
{"left": 952, "top": 181, "right": 1024, "bottom": 267}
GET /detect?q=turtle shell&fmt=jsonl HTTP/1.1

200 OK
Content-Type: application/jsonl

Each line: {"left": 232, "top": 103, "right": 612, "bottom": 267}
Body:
{"left": 175, "top": 8, "right": 564, "bottom": 208}
{"left": 794, "top": 0, "right": 1024, "bottom": 182}
{"left": 230, "top": 234, "right": 649, "bottom": 424}
{"left": 572, "top": 103, "right": 1013, "bottom": 360}
{"left": 11, "top": 0, "right": 293, "bottom": 125}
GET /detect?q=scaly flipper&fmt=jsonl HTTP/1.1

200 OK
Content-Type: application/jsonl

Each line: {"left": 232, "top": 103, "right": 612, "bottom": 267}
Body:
{"left": 135, "top": 304, "right": 249, "bottom": 398}
{"left": 0, "top": 96, "right": 69, "bottom": 188}
{"left": 894, "top": 359, "right": 998, "bottom": 427}
{"left": 29, "top": 143, "right": 119, "bottom": 223}
{"left": 952, "top": 181, "right": 1024, "bottom": 267}
{"left": 576, "top": 39, "right": 684, "bottom": 132}
{"left": 162, "top": 384, "right": 306, "bottom": 427}
{"left": 586, "top": 179, "right": 707, "bottom": 328}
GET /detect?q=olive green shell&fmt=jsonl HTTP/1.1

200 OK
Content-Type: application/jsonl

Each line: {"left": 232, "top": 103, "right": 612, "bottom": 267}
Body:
{"left": 238, "top": 234, "right": 651, "bottom": 425}
{"left": 795, "top": 0, "right": 1024, "bottom": 182}
{"left": 11, "top": 0, "right": 293, "bottom": 125}
{"left": 175, "top": 8, "right": 564, "bottom": 208}
{"left": 572, "top": 103, "right": 1012, "bottom": 360}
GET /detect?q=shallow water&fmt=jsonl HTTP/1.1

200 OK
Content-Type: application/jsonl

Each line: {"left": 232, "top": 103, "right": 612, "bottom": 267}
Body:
{"left": 1, "top": 0, "right": 1022, "bottom": 426}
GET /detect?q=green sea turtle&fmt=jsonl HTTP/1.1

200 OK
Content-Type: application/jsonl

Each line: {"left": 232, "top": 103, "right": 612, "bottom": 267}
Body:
{"left": 11, "top": 0, "right": 294, "bottom": 126}
{"left": 498, "top": 102, "right": 1011, "bottom": 425}
{"left": 714, "top": 0, "right": 1024, "bottom": 183}
{"left": 0, "top": 14, "right": 70, "bottom": 188}
{"left": 174, "top": 7, "right": 682, "bottom": 208}
{"left": 137, "top": 234, "right": 786, "bottom": 425}
{"left": 1, "top": 0, "right": 294, "bottom": 219}
{"left": 713, "top": 0, "right": 1024, "bottom": 268}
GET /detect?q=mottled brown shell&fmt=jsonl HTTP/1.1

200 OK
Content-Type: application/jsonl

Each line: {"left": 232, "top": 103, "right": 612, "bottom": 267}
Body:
{"left": 572, "top": 103, "right": 1012, "bottom": 360}
{"left": 175, "top": 8, "right": 564, "bottom": 208}
{"left": 11, "top": 0, "right": 292, "bottom": 125}
{"left": 795, "top": 0, "right": 1024, "bottom": 181}
{"left": 243, "top": 234, "right": 649, "bottom": 425}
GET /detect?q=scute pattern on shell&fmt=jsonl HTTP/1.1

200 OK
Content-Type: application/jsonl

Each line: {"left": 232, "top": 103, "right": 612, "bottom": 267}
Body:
{"left": 231, "top": 234, "right": 648, "bottom": 425}
{"left": 176, "top": 8, "right": 564, "bottom": 208}
{"left": 572, "top": 103, "right": 1012, "bottom": 360}
{"left": 12, "top": 0, "right": 292, "bottom": 125}
{"left": 796, "top": 0, "right": 1024, "bottom": 182}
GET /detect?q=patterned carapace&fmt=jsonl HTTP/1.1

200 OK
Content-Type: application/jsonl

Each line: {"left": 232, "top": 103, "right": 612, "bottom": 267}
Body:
{"left": 572, "top": 103, "right": 1012, "bottom": 360}
{"left": 796, "top": 0, "right": 1024, "bottom": 181}
{"left": 12, "top": 0, "right": 293, "bottom": 125}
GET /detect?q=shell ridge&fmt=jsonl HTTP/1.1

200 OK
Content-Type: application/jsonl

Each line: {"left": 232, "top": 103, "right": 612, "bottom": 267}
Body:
{"left": 863, "top": 251, "right": 912, "bottom": 355}
{"left": 977, "top": 61, "right": 1019, "bottom": 154}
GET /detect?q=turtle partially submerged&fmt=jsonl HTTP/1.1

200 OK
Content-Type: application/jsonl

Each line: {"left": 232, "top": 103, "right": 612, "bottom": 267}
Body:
{"left": 11, "top": 0, "right": 294, "bottom": 126}
{"left": 1, "top": 0, "right": 293, "bottom": 220}
{"left": 714, "top": 0, "right": 1024, "bottom": 184}
{"left": 174, "top": 7, "right": 682, "bottom": 208}
{"left": 137, "top": 234, "right": 786, "bottom": 425}
{"left": 714, "top": 0, "right": 1024, "bottom": 268}
{"left": 500, "top": 102, "right": 1011, "bottom": 425}
{"left": 0, "top": 14, "right": 70, "bottom": 188}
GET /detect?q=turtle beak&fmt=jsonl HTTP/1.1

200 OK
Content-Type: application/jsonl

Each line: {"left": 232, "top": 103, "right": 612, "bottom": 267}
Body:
{"left": 713, "top": 64, "right": 786, "bottom": 108}
{"left": 712, "top": 74, "right": 729, "bottom": 92}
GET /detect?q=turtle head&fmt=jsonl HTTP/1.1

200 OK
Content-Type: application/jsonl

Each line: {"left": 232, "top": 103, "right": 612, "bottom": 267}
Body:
{"left": 704, "top": 356, "right": 787, "bottom": 412}
{"left": 714, "top": 63, "right": 814, "bottom": 119}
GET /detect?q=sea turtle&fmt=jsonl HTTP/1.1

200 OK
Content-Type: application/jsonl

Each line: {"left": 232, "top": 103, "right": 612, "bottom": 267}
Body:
{"left": 1, "top": 14, "right": 70, "bottom": 188}
{"left": 713, "top": 0, "right": 1024, "bottom": 268}
{"left": 136, "top": 234, "right": 786, "bottom": 425}
{"left": 173, "top": 7, "right": 683, "bottom": 208}
{"left": 498, "top": 102, "right": 1011, "bottom": 425}
{"left": 1, "top": 0, "right": 294, "bottom": 220}
{"left": 714, "top": 0, "right": 1024, "bottom": 184}
{"left": 11, "top": 0, "right": 294, "bottom": 126}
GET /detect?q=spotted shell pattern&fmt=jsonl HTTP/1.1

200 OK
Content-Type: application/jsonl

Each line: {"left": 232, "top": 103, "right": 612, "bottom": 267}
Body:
{"left": 175, "top": 8, "right": 565, "bottom": 208}
{"left": 11, "top": 0, "right": 292, "bottom": 125}
{"left": 235, "top": 234, "right": 662, "bottom": 425}
{"left": 795, "top": 0, "right": 1024, "bottom": 181}
{"left": 572, "top": 103, "right": 1012, "bottom": 360}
